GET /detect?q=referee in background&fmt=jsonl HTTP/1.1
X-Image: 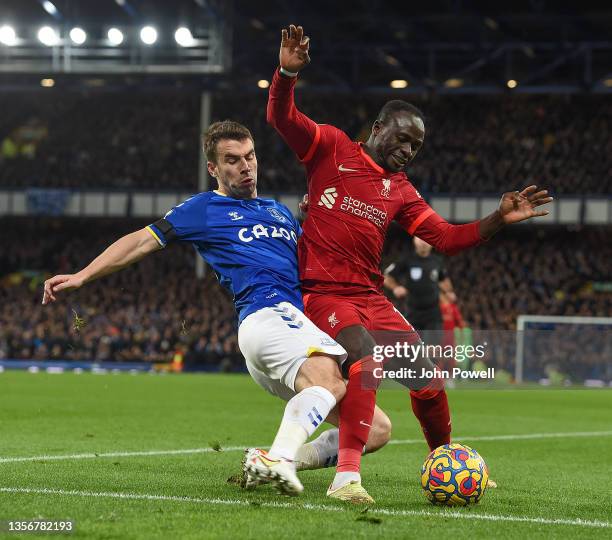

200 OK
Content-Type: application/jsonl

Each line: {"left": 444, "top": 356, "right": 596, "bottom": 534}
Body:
{"left": 383, "top": 236, "right": 456, "bottom": 334}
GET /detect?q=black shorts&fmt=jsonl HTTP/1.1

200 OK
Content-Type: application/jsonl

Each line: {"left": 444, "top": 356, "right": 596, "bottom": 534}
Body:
{"left": 404, "top": 309, "right": 441, "bottom": 349}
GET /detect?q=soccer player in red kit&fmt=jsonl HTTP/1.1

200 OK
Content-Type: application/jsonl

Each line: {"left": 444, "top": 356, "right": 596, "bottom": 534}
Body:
{"left": 440, "top": 290, "right": 466, "bottom": 372}
{"left": 267, "top": 25, "right": 553, "bottom": 503}
{"left": 441, "top": 290, "right": 466, "bottom": 348}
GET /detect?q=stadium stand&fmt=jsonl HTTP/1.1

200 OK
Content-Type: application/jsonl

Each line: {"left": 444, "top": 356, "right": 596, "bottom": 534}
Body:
{"left": 0, "top": 218, "right": 240, "bottom": 370}
{"left": 2, "top": 219, "right": 609, "bottom": 371}
{"left": 0, "top": 92, "right": 610, "bottom": 194}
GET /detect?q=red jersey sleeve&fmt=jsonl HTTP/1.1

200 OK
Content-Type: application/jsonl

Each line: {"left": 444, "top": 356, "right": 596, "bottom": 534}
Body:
{"left": 266, "top": 68, "right": 322, "bottom": 163}
{"left": 395, "top": 183, "right": 484, "bottom": 256}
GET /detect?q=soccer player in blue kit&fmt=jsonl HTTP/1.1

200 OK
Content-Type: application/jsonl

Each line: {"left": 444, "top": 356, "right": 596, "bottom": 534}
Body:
{"left": 42, "top": 120, "right": 354, "bottom": 496}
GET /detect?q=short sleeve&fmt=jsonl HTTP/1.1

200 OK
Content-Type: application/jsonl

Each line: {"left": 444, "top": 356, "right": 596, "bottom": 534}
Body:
{"left": 147, "top": 194, "right": 207, "bottom": 247}
{"left": 384, "top": 260, "right": 406, "bottom": 278}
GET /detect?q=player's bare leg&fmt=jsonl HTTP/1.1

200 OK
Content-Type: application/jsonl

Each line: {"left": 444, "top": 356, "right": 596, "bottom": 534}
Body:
{"left": 243, "top": 353, "right": 345, "bottom": 496}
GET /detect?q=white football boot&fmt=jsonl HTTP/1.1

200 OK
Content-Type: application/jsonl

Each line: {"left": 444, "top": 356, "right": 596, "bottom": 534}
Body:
{"left": 243, "top": 447, "right": 303, "bottom": 496}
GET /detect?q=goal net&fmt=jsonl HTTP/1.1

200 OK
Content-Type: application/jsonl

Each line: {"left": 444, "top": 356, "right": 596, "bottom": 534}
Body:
{"left": 515, "top": 315, "right": 612, "bottom": 386}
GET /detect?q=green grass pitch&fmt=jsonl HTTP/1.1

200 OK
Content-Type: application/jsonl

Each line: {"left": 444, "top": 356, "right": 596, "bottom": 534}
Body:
{"left": 1, "top": 371, "right": 611, "bottom": 539}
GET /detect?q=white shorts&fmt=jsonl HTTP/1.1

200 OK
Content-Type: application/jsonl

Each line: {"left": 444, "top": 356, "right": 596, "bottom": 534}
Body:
{"left": 238, "top": 302, "right": 347, "bottom": 401}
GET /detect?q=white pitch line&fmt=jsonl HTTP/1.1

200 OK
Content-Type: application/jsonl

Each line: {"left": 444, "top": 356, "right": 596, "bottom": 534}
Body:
{"left": 0, "top": 445, "right": 248, "bottom": 464}
{"left": 0, "top": 486, "right": 609, "bottom": 529}
{"left": 2, "top": 430, "right": 611, "bottom": 464}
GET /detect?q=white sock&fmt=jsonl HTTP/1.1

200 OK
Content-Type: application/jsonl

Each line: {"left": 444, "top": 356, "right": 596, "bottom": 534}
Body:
{"left": 267, "top": 386, "right": 336, "bottom": 464}
{"left": 296, "top": 428, "right": 371, "bottom": 471}
{"left": 296, "top": 428, "right": 339, "bottom": 470}
{"left": 331, "top": 471, "right": 361, "bottom": 490}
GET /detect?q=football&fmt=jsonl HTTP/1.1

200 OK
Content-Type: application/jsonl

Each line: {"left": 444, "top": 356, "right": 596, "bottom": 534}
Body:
{"left": 421, "top": 443, "right": 489, "bottom": 506}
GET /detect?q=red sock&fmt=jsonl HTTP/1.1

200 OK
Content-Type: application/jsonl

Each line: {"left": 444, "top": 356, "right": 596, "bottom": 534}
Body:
{"left": 337, "top": 355, "right": 380, "bottom": 473}
{"left": 410, "top": 387, "right": 451, "bottom": 451}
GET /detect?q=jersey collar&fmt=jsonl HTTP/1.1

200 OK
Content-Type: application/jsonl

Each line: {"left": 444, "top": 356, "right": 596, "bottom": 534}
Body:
{"left": 358, "top": 142, "right": 389, "bottom": 175}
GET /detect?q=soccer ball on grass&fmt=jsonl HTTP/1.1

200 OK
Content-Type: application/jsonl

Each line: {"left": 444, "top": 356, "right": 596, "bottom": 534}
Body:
{"left": 421, "top": 443, "right": 488, "bottom": 506}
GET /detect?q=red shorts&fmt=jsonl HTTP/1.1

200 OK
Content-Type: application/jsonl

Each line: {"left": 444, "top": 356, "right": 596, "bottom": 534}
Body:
{"left": 303, "top": 290, "right": 418, "bottom": 340}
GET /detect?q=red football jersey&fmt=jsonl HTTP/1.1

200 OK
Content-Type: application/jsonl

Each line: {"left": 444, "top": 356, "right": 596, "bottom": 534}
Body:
{"left": 441, "top": 301, "right": 465, "bottom": 332}
{"left": 268, "top": 68, "right": 483, "bottom": 295}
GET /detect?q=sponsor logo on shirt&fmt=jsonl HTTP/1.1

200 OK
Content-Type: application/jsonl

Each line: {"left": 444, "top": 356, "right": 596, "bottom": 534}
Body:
{"left": 238, "top": 224, "right": 298, "bottom": 244}
{"left": 381, "top": 178, "right": 391, "bottom": 198}
{"left": 317, "top": 188, "right": 387, "bottom": 227}
{"left": 340, "top": 195, "right": 387, "bottom": 227}
{"left": 228, "top": 211, "right": 243, "bottom": 221}
{"left": 318, "top": 187, "right": 338, "bottom": 209}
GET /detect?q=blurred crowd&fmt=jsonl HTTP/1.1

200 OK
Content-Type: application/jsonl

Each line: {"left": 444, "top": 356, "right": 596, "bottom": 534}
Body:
{"left": 0, "top": 90, "right": 610, "bottom": 194}
{"left": 0, "top": 218, "right": 241, "bottom": 371}
{"left": 1, "top": 218, "right": 610, "bottom": 380}
{"left": 384, "top": 225, "right": 612, "bottom": 380}
{"left": 0, "top": 92, "right": 199, "bottom": 190}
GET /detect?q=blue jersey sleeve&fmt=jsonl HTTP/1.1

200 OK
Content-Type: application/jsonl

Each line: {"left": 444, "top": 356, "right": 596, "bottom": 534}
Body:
{"left": 146, "top": 194, "right": 208, "bottom": 247}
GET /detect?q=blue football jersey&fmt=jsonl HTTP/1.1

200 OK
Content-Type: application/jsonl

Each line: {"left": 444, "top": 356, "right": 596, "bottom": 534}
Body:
{"left": 147, "top": 191, "right": 303, "bottom": 323}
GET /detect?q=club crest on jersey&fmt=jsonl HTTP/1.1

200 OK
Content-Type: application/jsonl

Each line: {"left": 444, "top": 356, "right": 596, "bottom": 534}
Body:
{"left": 266, "top": 207, "right": 287, "bottom": 223}
{"left": 228, "top": 211, "right": 243, "bottom": 221}
{"left": 328, "top": 312, "right": 340, "bottom": 328}
{"left": 381, "top": 178, "right": 391, "bottom": 198}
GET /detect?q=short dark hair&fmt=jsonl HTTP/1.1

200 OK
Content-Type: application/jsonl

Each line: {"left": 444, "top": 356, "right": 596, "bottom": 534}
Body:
{"left": 203, "top": 120, "right": 254, "bottom": 163}
{"left": 377, "top": 100, "right": 425, "bottom": 125}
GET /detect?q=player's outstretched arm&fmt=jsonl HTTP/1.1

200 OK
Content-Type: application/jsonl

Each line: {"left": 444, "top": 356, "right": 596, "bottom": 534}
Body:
{"left": 399, "top": 185, "right": 552, "bottom": 256}
{"left": 266, "top": 24, "right": 319, "bottom": 161}
{"left": 42, "top": 228, "right": 162, "bottom": 305}
{"left": 479, "top": 185, "right": 553, "bottom": 238}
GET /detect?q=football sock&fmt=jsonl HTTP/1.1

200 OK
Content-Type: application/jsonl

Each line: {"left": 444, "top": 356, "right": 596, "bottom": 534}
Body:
{"left": 331, "top": 471, "right": 361, "bottom": 490}
{"left": 267, "top": 386, "right": 336, "bottom": 464}
{"left": 295, "top": 428, "right": 339, "bottom": 471}
{"left": 410, "top": 387, "right": 451, "bottom": 451}
{"left": 334, "top": 355, "right": 380, "bottom": 486}
{"left": 296, "top": 428, "right": 372, "bottom": 471}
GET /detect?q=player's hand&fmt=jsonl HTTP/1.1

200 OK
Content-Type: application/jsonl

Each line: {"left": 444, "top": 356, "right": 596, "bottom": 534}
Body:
{"left": 298, "top": 194, "right": 309, "bottom": 215}
{"left": 498, "top": 185, "right": 553, "bottom": 224}
{"left": 42, "top": 274, "right": 84, "bottom": 305}
{"left": 393, "top": 285, "right": 408, "bottom": 299}
{"left": 280, "top": 24, "right": 310, "bottom": 73}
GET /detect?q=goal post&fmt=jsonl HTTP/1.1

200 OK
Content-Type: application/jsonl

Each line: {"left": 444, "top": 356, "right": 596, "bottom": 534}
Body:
{"left": 515, "top": 315, "right": 612, "bottom": 384}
